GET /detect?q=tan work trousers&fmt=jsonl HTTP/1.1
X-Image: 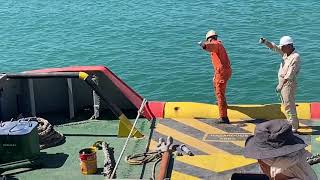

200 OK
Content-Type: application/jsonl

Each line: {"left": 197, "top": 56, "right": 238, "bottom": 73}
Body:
{"left": 280, "top": 81, "right": 299, "bottom": 130}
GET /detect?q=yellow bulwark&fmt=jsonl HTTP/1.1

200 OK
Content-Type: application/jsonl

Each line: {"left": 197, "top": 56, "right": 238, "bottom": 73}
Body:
{"left": 164, "top": 102, "right": 310, "bottom": 120}
{"left": 151, "top": 102, "right": 314, "bottom": 179}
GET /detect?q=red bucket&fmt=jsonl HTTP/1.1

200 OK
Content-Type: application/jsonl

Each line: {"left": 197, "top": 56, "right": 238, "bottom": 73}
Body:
{"left": 79, "top": 147, "right": 97, "bottom": 175}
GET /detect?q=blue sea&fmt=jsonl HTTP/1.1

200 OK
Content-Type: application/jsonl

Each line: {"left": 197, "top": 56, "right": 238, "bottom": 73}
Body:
{"left": 1, "top": 0, "right": 319, "bottom": 104}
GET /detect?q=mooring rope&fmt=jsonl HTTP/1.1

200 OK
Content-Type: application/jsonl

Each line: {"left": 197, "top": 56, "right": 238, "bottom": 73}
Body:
{"left": 126, "top": 151, "right": 162, "bottom": 180}
{"left": 126, "top": 151, "right": 162, "bottom": 165}
{"left": 101, "top": 141, "right": 117, "bottom": 178}
{"left": 35, "top": 117, "right": 65, "bottom": 149}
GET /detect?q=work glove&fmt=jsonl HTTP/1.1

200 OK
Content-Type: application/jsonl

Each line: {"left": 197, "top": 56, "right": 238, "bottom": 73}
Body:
{"left": 275, "top": 84, "right": 282, "bottom": 93}
{"left": 259, "top": 37, "right": 266, "bottom": 44}
{"left": 198, "top": 41, "right": 204, "bottom": 47}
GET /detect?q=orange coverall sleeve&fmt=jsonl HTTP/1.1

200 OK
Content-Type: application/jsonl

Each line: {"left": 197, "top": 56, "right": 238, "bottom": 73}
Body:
{"left": 202, "top": 41, "right": 218, "bottom": 53}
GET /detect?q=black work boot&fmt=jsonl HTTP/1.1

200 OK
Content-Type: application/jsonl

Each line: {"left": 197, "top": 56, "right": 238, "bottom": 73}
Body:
{"left": 216, "top": 117, "right": 230, "bottom": 124}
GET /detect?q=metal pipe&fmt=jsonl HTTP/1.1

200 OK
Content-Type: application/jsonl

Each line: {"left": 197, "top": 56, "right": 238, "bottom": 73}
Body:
{"left": 157, "top": 150, "right": 171, "bottom": 180}
{"left": 5, "top": 72, "right": 80, "bottom": 79}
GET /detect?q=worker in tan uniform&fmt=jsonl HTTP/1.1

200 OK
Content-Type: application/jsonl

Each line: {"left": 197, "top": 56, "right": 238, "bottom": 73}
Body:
{"left": 199, "top": 30, "right": 232, "bottom": 124}
{"left": 259, "top": 36, "right": 300, "bottom": 132}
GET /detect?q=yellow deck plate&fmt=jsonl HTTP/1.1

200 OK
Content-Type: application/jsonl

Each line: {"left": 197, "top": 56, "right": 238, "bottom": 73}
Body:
{"left": 176, "top": 154, "right": 256, "bottom": 173}
{"left": 152, "top": 115, "right": 315, "bottom": 179}
{"left": 171, "top": 170, "right": 201, "bottom": 180}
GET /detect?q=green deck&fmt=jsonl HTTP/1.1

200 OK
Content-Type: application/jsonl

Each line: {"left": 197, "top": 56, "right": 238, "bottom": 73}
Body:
{"left": 2, "top": 118, "right": 320, "bottom": 180}
{"left": 2, "top": 119, "right": 156, "bottom": 180}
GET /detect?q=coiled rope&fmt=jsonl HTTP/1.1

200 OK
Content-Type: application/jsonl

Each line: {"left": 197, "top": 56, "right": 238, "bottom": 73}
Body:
{"left": 126, "top": 151, "right": 162, "bottom": 180}
{"left": 36, "top": 117, "right": 65, "bottom": 150}
{"left": 126, "top": 151, "right": 162, "bottom": 165}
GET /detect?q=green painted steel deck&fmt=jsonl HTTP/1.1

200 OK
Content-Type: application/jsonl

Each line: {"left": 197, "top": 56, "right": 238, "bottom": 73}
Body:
{"left": 2, "top": 119, "right": 155, "bottom": 180}
{"left": 2, "top": 118, "right": 320, "bottom": 180}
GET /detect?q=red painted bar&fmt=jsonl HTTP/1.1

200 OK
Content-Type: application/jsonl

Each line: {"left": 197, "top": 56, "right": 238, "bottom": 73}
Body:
{"left": 143, "top": 101, "right": 165, "bottom": 120}
{"left": 311, "top": 102, "right": 320, "bottom": 120}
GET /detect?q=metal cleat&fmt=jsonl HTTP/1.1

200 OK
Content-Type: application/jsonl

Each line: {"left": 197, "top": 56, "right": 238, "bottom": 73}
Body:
{"left": 171, "top": 144, "right": 183, "bottom": 156}
{"left": 156, "top": 136, "right": 173, "bottom": 152}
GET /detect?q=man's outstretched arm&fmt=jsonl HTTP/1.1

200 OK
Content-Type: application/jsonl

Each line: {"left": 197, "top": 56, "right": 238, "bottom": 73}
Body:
{"left": 259, "top": 37, "right": 284, "bottom": 56}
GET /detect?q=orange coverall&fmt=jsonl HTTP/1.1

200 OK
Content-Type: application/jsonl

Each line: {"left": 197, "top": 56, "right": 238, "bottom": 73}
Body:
{"left": 203, "top": 40, "right": 232, "bottom": 118}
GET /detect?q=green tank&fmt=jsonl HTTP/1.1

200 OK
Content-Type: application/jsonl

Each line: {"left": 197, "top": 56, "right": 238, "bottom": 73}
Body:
{"left": 0, "top": 119, "right": 39, "bottom": 162}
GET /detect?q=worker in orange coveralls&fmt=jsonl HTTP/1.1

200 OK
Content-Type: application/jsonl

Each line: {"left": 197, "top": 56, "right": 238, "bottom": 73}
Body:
{"left": 199, "top": 30, "right": 232, "bottom": 123}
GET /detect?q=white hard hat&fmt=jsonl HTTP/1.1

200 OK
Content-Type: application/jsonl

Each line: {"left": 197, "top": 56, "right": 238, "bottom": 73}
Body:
{"left": 279, "top": 36, "right": 294, "bottom": 46}
{"left": 206, "top": 30, "right": 218, "bottom": 40}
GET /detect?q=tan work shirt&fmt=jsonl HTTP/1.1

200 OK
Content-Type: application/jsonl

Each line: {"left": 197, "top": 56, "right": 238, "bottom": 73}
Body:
{"left": 262, "top": 149, "right": 318, "bottom": 180}
{"left": 271, "top": 43, "right": 301, "bottom": 84}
